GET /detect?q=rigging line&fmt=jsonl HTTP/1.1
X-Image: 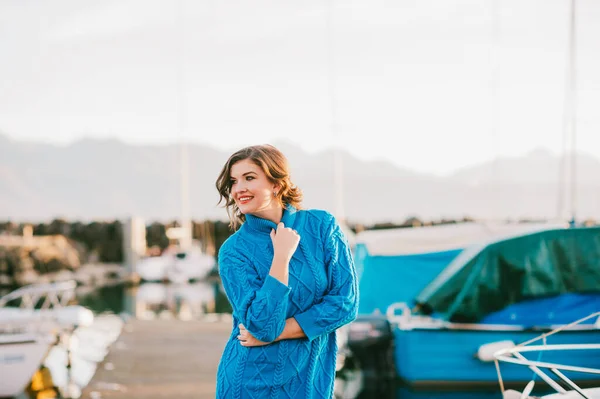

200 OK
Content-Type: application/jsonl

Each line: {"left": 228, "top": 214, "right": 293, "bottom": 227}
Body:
{"left": 516, "top": 311, "right": 600, "bottom": 348}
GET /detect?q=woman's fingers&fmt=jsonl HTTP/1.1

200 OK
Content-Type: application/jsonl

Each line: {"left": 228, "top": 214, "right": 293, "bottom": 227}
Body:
{"left": 238, "top": 324, "right": 249, "bottom": 343}
{"left": 237, "top": 324, "right": 269, "bottom": 347}
{"left": 238, "top": 332, "right": 250, "bottom": 346}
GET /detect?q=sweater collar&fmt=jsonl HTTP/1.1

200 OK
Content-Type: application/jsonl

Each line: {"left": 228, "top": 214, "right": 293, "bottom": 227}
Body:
{"left": 244, "top": 205, "right": 297, "bottom": 234}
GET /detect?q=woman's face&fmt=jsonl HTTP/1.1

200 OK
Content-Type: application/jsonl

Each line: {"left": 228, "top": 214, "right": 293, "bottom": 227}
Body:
{"left": 230, "top": 158, "right": 280, "bottom": 216}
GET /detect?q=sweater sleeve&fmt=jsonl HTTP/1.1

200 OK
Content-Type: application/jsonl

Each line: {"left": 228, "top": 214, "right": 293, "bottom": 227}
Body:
{"left": 293, "top": 214, "right": 359, "bottom": 342}
{"left": 218, "top": 240, "right": 291, "bottom": 342}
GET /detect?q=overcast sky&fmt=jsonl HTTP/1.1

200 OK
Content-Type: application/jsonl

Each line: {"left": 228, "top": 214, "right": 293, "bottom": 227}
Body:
{"left": 1, "top": 0, "right": 599, "bottom": 175}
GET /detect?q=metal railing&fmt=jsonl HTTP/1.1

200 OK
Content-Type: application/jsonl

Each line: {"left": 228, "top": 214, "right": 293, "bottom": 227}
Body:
{"left": 493, "top": 311, "right": 600, "bottom": 399}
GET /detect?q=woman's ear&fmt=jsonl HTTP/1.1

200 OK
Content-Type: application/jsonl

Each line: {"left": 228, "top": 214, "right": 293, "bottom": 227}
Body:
{"left": 272, "top": 183, "right": 281, "bottom": 195}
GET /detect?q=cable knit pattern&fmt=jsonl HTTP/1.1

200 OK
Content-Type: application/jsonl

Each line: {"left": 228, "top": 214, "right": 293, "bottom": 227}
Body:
{"left": 215, "top": 206, "right": 358, "bottom": 399}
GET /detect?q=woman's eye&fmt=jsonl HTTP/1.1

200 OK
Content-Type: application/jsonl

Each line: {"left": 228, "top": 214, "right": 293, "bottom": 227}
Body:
{"left": 230, "top": 180, "right": 236, "bottom": 185}
{"left": 246, "top": 176, "right": 254, "bottom": 181}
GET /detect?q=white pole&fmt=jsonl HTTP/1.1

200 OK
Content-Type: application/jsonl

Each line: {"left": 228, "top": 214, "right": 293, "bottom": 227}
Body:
{"left": 326, "top": 0, "right": 345, "bottom": 223}
{"left": 568, "top": 0, "right": 578, "bottom": 224}
{"left": 177, "top": 0, "right": 192, "bottom": 248}
{"left": 557, "top": 0, "right": 577, "bottom": 224}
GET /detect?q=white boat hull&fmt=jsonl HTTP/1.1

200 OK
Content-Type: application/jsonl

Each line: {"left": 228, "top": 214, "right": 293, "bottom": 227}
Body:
{"left": 137, "top": 248, "right": 215, "bottom": 283}
{"left": 0, "top": 334, "right": 53, "bottom": 397}
{"left": 136, "top": 256, "right": 170, "bottom": 281}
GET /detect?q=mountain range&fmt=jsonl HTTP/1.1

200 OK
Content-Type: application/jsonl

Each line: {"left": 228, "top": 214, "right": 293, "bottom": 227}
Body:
{"left": 1, "top": 133, "right": 599, "bottom": 224}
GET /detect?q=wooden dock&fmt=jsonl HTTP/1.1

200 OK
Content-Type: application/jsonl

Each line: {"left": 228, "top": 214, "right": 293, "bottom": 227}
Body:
{"left": 82, "top": 317, "right": 231, "bottom": 399}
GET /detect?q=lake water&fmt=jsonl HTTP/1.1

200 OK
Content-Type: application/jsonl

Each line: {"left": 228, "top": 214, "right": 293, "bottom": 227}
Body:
{"left": 77, "top": 280, "right": 233, "bottom": 320}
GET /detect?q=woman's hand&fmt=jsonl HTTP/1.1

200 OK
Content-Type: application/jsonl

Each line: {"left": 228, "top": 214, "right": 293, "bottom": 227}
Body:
{"left": 238, "top": 324, "right": 270, "bottom": 347}
{"left": 270, "top": 222, "right": 300, "bottom": 262}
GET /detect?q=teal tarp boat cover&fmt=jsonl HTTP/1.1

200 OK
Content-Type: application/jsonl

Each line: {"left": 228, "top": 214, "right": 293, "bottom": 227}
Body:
{"left": 355, "top": 244, "right": 461, "bottom": 314}
{"left": 415, "top": 227, "right": 600, "bottom": 322}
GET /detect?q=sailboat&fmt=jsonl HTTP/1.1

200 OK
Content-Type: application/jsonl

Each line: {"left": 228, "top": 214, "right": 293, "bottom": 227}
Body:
{"left": 135, "top": 231, "right": 216, "bottom": 283}
{"left": 135, "top": 2, "right": 216, "bottom": 283}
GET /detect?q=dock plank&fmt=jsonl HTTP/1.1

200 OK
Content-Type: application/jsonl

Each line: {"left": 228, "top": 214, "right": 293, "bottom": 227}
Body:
{"left": 82, "top": 318, "right": 231, "bottom": 399}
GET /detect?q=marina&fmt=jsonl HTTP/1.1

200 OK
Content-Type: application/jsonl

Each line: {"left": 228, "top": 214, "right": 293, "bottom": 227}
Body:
{"left": 2, "top": 0, "right": 600, "bottom": 397}
{"left": 3, "top": 255, "right": 598, "bottom": 399}
{"left": 3, "top": 270, "right": 599, "bottom": 399}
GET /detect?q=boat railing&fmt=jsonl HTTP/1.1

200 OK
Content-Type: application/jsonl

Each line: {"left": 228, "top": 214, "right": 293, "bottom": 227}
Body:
{"left": 386, "top": 301, "right": 600, "bottom": 333}
{"left": 0, "top": 280, "right": 93, "bottom": 332}
{"left": 0, "top": 280, "right": 77, "bottom": 310}
{"left": 493, "top": 311, "right": 600, "bottom": 399}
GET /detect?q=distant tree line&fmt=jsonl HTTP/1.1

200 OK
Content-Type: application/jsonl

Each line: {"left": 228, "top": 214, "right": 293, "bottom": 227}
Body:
{"left": 0, "top": 216, "right": 485, "bottom": 265}
{"left": 0, "top": 219, "right": 235, "bottom": 264}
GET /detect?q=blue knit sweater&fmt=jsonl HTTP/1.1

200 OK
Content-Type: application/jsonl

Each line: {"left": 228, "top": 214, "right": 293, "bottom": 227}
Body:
{"left": 215, "top": 206, "right": 358, "bottom": 399}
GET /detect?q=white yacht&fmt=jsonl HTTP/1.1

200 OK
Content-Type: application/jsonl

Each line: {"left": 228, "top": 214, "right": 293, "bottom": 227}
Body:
{"left": 136, "top": 241, "right": 215, "bottom": 283}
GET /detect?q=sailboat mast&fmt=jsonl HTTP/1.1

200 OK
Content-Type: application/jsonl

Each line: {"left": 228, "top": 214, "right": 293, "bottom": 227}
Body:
{"left": 177, "top": 0, "right": 192, "bottom": 249}
{"left": 326, "top": 0, "right": 345, "bottom": 223}
{"left": 489, "top": 0, "right": 501, "bottom": 221}
{"left": 557, "top": 0, "right": 578, "bottom": 224}
{"left": 567, "top": 0, "right": 578, "bottom": 224}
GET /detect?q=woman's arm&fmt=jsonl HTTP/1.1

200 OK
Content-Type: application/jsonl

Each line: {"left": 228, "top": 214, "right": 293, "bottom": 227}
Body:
{"left": 219, "top": 239, "right": 291, "bottom": 343}
{"left": 276, "top": 317, "right": 306, "bottom": 340}
{"left": 238, "top": 318, "right": 305, "bottom": 347}
{"left": 239, "top": 214, "right": 359, "bottom": 345}
{"left": 292, "top": 214, "right": 359, "bottom": 341}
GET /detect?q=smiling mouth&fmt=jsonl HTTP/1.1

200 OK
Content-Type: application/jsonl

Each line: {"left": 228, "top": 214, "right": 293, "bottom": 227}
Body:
{"left": 238, "top": 196, "right": 253, "bottom": 204}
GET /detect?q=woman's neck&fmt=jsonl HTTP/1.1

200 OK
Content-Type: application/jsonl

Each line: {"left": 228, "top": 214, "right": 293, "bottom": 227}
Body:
{"left": 244, "top": 205, "right": 297, "bottom": 234}
{"left": 250, "top": 206, "right": 283, "bottom": 225}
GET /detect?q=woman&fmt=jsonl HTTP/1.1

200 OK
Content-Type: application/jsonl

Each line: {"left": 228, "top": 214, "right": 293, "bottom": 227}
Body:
{"left": 214, "top": 144, "right": 358, "bottom": 398}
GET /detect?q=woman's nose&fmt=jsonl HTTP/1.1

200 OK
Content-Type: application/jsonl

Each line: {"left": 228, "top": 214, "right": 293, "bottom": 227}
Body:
{"left": 234, "top": 183, "right": 247, "bottom": 193}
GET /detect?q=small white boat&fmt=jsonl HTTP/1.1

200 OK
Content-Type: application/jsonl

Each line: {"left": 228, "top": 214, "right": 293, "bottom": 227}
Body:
{"left": 0, "top": 280, "right": 93, "bottom": 398}
{"left": 136, "top": 244, "right": 215, "bottom": 283}
{"left": 135, "top": 256, "right": 169, "bottom": 282}
{"left": 167, "top": 246, "right": 215, "bottom": 283}
{"left": 493, "top": 311, "right": 600, "bottom": 399}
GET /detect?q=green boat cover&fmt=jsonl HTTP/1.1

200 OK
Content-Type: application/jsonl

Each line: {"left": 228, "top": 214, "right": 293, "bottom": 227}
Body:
{"left": 415, "top": 226, "right": 600, "bottom": 322}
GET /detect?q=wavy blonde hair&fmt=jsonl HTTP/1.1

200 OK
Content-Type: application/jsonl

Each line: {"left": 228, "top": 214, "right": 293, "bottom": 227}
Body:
{"left": 216, "top": 144, "right": 303, "bottom": 230}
